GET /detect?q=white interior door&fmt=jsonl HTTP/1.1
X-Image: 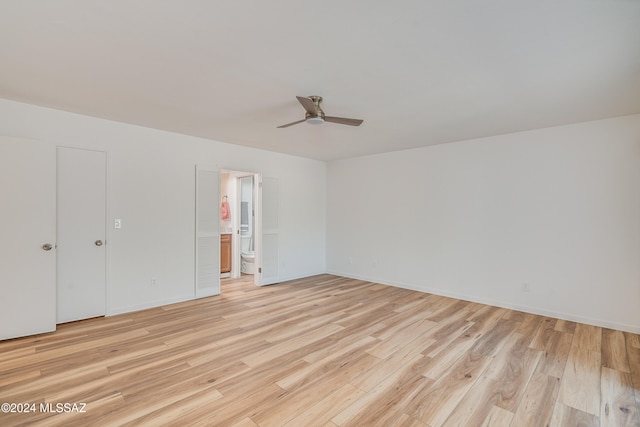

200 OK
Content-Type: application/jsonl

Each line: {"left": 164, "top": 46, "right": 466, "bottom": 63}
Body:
{"left": 56, "top": 147, "right": 106, "bottom": 323}
{"left": 0, "top": 136, "right": 56, "bottom": 340}
{"left": 195, "top": 165, "right": 220, "bottom": 298}
{"left": 259, "top": 177, "right": 279, "bottom": 286}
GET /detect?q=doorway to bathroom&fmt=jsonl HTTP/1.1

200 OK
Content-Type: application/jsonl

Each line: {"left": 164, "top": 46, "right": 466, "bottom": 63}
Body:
{"left": 220, "top": 169, "right": 260, "bottom": 287}
{"left": 195, "top": 166, "right": 278, "bottom": 297}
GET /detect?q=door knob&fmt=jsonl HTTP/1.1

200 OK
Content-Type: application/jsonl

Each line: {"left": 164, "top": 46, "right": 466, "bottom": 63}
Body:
{"left": 42, "top": 243, "right": 53, "bottom": 251}
{"left": 95, "top": 240, "right": 103, "bottom": 246}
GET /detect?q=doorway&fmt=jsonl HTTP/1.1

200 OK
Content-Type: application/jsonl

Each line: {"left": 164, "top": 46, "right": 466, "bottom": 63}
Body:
{"left": 220, "top": 169, "right": 260, "bottom": 287}
{"left": 196, "top": 166, "right": 278, "bottom": 295}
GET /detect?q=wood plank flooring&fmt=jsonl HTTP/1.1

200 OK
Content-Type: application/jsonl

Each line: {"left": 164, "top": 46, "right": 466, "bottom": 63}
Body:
{"left": 1, "top": 274, "right": 639, "bottom": 426}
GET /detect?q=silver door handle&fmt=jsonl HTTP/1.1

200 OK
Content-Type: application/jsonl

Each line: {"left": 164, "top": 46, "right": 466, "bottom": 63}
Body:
{"left": 95, "top": 240, "right": 103, "bottom": 246}
{"left": 42, "top": 243, "right": 53, "bottom": 251}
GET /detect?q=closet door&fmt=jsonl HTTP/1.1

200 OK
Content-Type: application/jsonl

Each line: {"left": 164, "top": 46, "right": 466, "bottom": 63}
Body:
{"left": 195, "top": 165, "right": 220, "bottom": 298}
{"left": 259, "top": 177, "right": 279, "bottom": 286}
{"left": 0, "top": 136, "right": 56, "bottom": 340}
{"left": 56, "top": 147, "right": 106, "bottom": 323}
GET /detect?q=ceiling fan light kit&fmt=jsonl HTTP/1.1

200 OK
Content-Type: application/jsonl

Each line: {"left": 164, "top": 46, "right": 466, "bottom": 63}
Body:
{"left": 278, "top": 95, "right": 363, "bottom": 128}
{"left": 306, "top": 116, "right": 325, "bottom": 125}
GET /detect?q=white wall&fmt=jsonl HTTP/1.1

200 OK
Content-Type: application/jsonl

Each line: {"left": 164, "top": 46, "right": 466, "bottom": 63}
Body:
{"left": 0, "top": 98, "right": 326, "bottom": 315}
{"left": 4, "top": 96, "right": 638, "bottom": 333}
{"left": 327, "top": 114, "right": 640, "bottom": 333}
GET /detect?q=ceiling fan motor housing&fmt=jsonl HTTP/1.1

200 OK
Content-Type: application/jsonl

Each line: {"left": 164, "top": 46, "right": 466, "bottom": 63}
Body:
{"left": 307, "top": 96, "right": 324, "bottom": 120}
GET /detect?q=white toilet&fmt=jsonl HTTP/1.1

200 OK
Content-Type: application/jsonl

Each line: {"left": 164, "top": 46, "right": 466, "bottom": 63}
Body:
{"left": 241, "top": 251, "right": 255, "bottom": 274}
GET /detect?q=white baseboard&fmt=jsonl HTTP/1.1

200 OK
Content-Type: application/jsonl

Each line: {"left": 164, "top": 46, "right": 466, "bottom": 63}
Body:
{"left": 107, "top": 294, "right": 195, "bottom": 317}
{"left": 327, "top": 270, "right": 640, "bottom": 335}
{"left": 105, "top": 271, "right": 328, "bottom": 315}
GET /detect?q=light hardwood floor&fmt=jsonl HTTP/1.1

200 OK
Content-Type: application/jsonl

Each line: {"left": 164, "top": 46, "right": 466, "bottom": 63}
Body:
{"left": 1, "top": 274, "right": 639, "bottom": 426}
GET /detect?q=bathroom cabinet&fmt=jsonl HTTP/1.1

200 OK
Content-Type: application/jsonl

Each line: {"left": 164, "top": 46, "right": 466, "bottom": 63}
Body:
{"left": 220, "top": 233, "right": 231, "bottom": 273}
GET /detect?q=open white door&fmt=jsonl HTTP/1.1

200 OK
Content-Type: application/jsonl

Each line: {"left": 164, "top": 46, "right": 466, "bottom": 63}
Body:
{"left": 195, "top": 165, "right": 220, "bottom": 298}
{"left": 258, "top": 177, "right": 279, "bottom": 286}
{"left": 0, "top": 136, "right": 56, "bottom": 340}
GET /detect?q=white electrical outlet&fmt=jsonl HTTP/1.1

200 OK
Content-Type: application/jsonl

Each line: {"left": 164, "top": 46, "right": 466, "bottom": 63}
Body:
{"left": 151, "top": 278, "right": 157, "bottom": 286}
{"left": 522, "top": 283, "right": 531, "bottom": 292}
{"left": 114, "top": 218, "right": 122, "bottom": 229}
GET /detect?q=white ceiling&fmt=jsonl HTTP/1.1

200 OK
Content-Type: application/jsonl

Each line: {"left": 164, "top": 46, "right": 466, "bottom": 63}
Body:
{"left": 1, "top": 1, "right": 639, "bottom": 161}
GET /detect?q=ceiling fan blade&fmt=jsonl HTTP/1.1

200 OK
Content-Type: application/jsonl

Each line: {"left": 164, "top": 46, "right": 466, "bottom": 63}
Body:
{"left": 324, "top": 116, "right": 364, "bottom": 126}
{"left": 277, "top": 119, "right": 306, "bottom": 128}
{"left": 296, "top": 96, "right": 319, "bottom": 115}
